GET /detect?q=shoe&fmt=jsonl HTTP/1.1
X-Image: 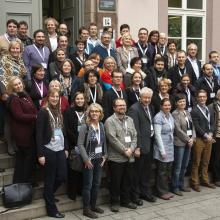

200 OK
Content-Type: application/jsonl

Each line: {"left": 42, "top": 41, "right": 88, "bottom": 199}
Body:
{"left": 110, "top": 204, "right": 119, "bottom": 212}
{"left": 215, "top": 181, "right": 220, "bottom": 187}
{"left": 180, "top": 187, "right": 191, "bottom": 192}
{"left": 68, "top": 194, "right": 76, "bottom": 200}
{"left": 201, "top": 182, "right": 216, "bottom": 189}
{"left": 191, "top": 185, "right": 201, "bottom": 192}
{"left": 91, "top": 207, "right": 104, "bottom": 214}
{"left": 141, "top": 194, "right": 157, "bottom": 202}
{"left": 0, "top": 168, "right": 5, "bottom": 172}
{"left": 48, "top": 212, "right": 65, "bottom": 218}
{"left": 133, "top": 199, "right": 143, "bottom": 206}
{"left": 172, "top": 189, "right": 183, "bottom": 196}
{"left": 7, "top": 151, "right": 16, "bottom": 157}
{"left": 55, "top": 198, "right": 59, "bottom": 203}
{"left": 121, "top": 202, "right": 137, "bottom": 209}
{"left": 160, "top": 193, "right": 173, "bottom": 200}
{"left": 83, "top": 208, "right": 98, "bottom": 219}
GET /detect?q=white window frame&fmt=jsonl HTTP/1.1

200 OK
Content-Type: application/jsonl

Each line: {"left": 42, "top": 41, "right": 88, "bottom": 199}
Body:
{"left": 168, "top": 0, "right": 206, "bottom": 63}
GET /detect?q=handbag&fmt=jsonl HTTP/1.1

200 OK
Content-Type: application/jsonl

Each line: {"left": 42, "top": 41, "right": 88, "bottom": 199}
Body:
{"left": 69, "top": 148, "right": 83, "bottom": 172}
{"left": 1, "top": 183, "right": 33, "bottom": 209}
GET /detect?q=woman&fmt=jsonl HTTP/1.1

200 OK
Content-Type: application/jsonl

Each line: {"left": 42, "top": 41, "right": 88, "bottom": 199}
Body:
{"left": 26, "top": 64, "right": 48, "bottom": 110}
{"left": 49, "top": 48, "right": 66, "bottom": 80}
{"left": 0, "top": 40, "right": 26, "bottom": 155}
{"left": 41, "top": 79, "right": 69, "bottom": 114}
{"left": 173, "top": 74, "right": 196, "bottom": 112}
{"left": 152, "top": 78, "right": 175, "bottom": 113}
{"left": 64, "top": 92, "right": 86, "bottom": 200}
{"left": 167, "top": 40, "right": 177, "bottom": 69}
{"left": 79, "top": 70, "right": 103, "bottom": 106}
{"left": 124, "top": 57, "right": 146, "bottom": 88}
{"left": 77, "top": 103, "right": 107, "bottom": 218}
{"left": 148, "top": 30, "right": 160, "bottom": 55}
{"left": 44, "top": 17, "right": 59, "bottom": 52}
{"left": 101, "top": 56, "right": 124, "bottom": 91}
{"left": 36, "top": 88, "right": 68, "bottom": 218}
{"left": 125, "top": 71, "right": 143, "bottom": 108}
{"left": 153, "top": 98, "right": 174, "bottom": 200}
{"left": 171, "top": 94, "right": 195, "bottom": 196}
{"left": 116, "top": 33, "right": 139, "bottom": 75}
{"left": 7, "top": 76, "right": 37, "bottom": 183}
{"left": 70, "top": 39, "right": 88, "bottom": 75}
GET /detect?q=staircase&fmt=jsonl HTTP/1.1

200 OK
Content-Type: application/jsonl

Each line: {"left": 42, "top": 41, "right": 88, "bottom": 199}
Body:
{"left": 0, "top": 141, "right": 109, "bottom": 220}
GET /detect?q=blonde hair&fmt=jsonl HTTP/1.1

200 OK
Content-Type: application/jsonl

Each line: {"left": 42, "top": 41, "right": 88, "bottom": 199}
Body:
{"left": 103, "top": 56, "right": 116, "bottom": 70}
{"left": 122, "top": 32, "right": 132, "bottom": 41}
{"left": 44, "top": 17, "right": 59, "bottom": 29}
{"left": 49, "top": 79, "right": 61, "bottom": 91}
{"left": 42, "top": 88, "right": 61, "bottom": 109}
{"left": 6, "top": 76, "right": 24, "bottom": 94}
{"left": 86, "top": 103, "right": 104, "bottom": 124}
{"left": 8, "top": 40, "right": 23, "bottom": 53}
{"left": 158, "top": 78, "right": 172, "bottom": 88}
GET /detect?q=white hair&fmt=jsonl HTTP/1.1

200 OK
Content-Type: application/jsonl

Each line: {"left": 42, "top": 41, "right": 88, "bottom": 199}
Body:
{"left": 140, "top": 87, "right": 153, "bottom": 97}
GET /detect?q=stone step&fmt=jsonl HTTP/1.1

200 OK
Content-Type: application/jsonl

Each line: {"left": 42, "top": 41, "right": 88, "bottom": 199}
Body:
{"left": 0, "top": 168, "right": 13, "bottom": 188}
{"left": 0, "top": 154, "right": 14, "bottom": 170}
{"left": 0, "top": 140, "right": 7, "bottom": 154}
{"left": 0, "top": 188, "right": 109, "bottom": 220}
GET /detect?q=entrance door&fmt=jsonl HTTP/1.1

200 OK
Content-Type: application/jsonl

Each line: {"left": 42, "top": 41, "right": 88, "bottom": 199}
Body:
{"left": 0, "top": 0, "right": 42, "bottom": 36}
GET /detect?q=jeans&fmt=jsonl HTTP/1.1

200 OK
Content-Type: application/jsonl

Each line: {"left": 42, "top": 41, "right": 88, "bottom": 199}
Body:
{"left": 172, "top": 145, "right": 191, "bottom": 190}
{"left": 82, "top": 158, "right": 103, "bottom": 209}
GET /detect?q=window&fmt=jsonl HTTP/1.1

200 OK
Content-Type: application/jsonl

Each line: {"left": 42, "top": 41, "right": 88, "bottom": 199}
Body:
{"left": 168, "top": 0, "right": 206, "bottom": 61}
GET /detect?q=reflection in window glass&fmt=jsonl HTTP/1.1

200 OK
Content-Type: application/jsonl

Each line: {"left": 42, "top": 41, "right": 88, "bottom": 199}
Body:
{"left": 187, "top": 39, "right": 202, "bottom": 60}
{"left": 168, "top": 16, "right": 182, "bottom": 37}
{"left": 168, "top": 38, "right": 182, "bottom": 50}
{"left": 187, "top": 16, "right": 202, "bottom": 38}
{"left": 168, "top": 0, "right": 182, "bottom": 8}
{"left": 187, "top": 0, "right": 203, "bottom": 9}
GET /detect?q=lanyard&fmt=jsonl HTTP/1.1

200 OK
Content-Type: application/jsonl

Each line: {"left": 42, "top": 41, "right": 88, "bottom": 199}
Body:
{"left": 155, "top": 45, "right": 158, "bottom": 54}
{"left": 145, "top": 106, "right": 152, "bottom": 124}
{"left": 197, "top": 104, "right": 210, "bottom": 129}
{"left": 33, "top": 44, "right": 45, "bottom": 62}
{"left": 137, "top": 42, "right": 148, "bottom": 55}
{"left": 185, "top": 88, "right": 191, "bottom": 105}
{"left": 170, "top": 54, "right": 176, "bottom": 67}
{"left": 89, "top": 85, "right": 97, "bottom": 103}
{"left": 47, "top": 108, "right": 58, "bottom": 125}
{"left": 183, "top": 111, "right": 190, "bottom": 129}
{"left": 178, "top": 67, "right": 186, "bottom": 77}
{"left": 91, "top": 123, "right": 100, "bottom": 145}
{"left": 133, "top": 87, "right": 140, "bottom": 101}
{"left": 85, "top": 42, "right": 90, "bottom": 55}
{"left": 75, "top": 111, "right": 85, "bottom": 123}
{"left": 76, "top": 57, "right": 83, "bottom": 65}
{"left": 205, "top": 77, "right": 214, "bottom": 91}
{"left": 4, "top": 33, "right": 10, "bottom": 43}
{"left": 112, "top": 87, "right": 123, "bottom": 98}
{"left": 33, "top": 79, "right": 43, "bottom": 98}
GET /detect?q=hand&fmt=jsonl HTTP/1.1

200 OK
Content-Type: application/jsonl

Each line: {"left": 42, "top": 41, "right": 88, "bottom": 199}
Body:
{"left": 1, "top": 93, "right": 8, "bottom": 101}
{"left": 161, "top": 153, "right": 166, "bottom": 160}
{"left": 100, "top": 156, "right": 106, "bottom": 167}
{"left": 134, "top": 148, "right": 141, "bottom": 158}
{"left": 206, "top": 135, "right": 213, "bottom": 143}
{"left": 38, "top": 156, "right": 45, "bottom": 166}
{"left": 212, "top": 138, "right": 216, "bottom": 143}
{"left": 188, "top": 138, "right": 194, "bottom": 147}
{"left": 65, "top": 150, "right": 69, "bottom": 158}
{"left": 84, "top": 160, "right": 93, "bottom": 169}
{"left": 124, "top": 148, "right": 132, "bottom": 158}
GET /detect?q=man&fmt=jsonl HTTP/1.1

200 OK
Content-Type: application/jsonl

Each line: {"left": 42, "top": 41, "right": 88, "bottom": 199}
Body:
{"left": 209, "top": 51, "right": 220, "bottom": 85}
{"left": 102, "top": 70, "right": 127, "bottom": 121}
{"left": 79, "top": 26, "right": 94, "bottom": 55}
{"left": 115, "top": 24, "right": 135, "bottom": 48}
{"left": 17, "top": 21, "right": 33, "bottom": 46}
{"left": 23, "top": 29, "right": 50, "bottom": 80}
{"left": 185, "top": 43, "right": 201, "bottom": 85}
{"left": 195, "top": 63, "right": 219, "bottom": 105}
{"left": 128, "top": 87, "right": 156, "bottom": 203}
{"left": 191, "top": 89, "right": 215, "bottom": 192}
{"left": 105, "top": 98, "right": 137, "bottom": 212}
{"left": 134, "top": 27, "right": 155, "bottom": 72}
{"left": 87, "top": 22, "right": 99, "bottom": 48}
{"left": 157, "top": 33, "right": 168, "bottom": 69}
{"left": 144, "top": 57, "right": 168, "bottom": 93}
{"left": 168, "top": 50, "right": 193, "bottom": 89}
{"left": 58, "top": 23, "right": 69, "bottom": 36}
{"left": 92, "top": 31, "right": 117, "bottom": 68}
{"left": 0, "top": 19, "right": 20, "bottom": 57}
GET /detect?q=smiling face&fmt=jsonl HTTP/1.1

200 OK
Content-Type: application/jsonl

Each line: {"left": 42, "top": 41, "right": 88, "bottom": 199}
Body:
{"left": 88, "top": 72, "right": 98, "bottom": 86}
{"left": 140, "top": 92, "right": 152, "bottom": 106}
{"left": 104, "top": 58, "right": 115, "bottom": 72}
{"left": 46, "top": 20, "right": 56, "bottom": 34}
{"left": 56, "top": 50, "right": 65, "bottom": 62}
{"left": 132, "top": 72, "right": 142, "bottom": 86}
{"left": 48, "top": 91, "right": 60, "bottom": 107}
{"left": 181, "top": 75, "right": 190, "bottom": 88}
{"left": 176, "top": 98, "right": 186, "bottom": 110}
{"left": 18, "top": 24, "right": 28, "bottom": 37}
{"left": 34, "top": 32, "right": 45, "bottom": 45}
{"left": 7, "top": 22, "right": 17, "bottom": 36}
{"left": 34, "top": 67, "right": 45, "bottom": 80}
{"left": 159, "top": 82, "right": 169, "bottom": 94}
{"left": 113, "top": 99, "right": 127, "bottom": 115}
{"left": 58, "top": 36, "right": 68, "bottom": 49}
{"left": 122, "top": 34, "right": 132, "bottom": 47}
{"left": 197, "top": 91, "right": 207, "bottom": 106}
{"left": 9, "top": 43, "right": 21, "bottom": 58}
{"left": 62, "top": 61, "right": 72, "bottom": 75}
{"left": 12, "top": 78, "right": 24, "bottom": 93}
{"left": 89, "top": 106, "right": 101, "bottom": 122}
{"left": 75, "top": 93, "right": 85, "bottom": 107}
{"left": 161, "top": 100, "right": 171, "bottom": 114}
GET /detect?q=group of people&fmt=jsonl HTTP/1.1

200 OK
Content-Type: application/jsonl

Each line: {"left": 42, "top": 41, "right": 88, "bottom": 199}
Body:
{"left": 0, "top": 17, "right": 220, "bottom": 219}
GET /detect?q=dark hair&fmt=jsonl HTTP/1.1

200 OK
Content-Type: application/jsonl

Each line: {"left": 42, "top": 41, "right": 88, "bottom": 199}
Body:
{"left": 130, "top": 57, "right": 142, "bottom": 68}
{"left": 209, "top": 50, "right": 218, "bottom": 59}
{"left": 61, "top": 59, "right": 75, "bottom": 74}
{"left": 75, "top": 38, "right": 86, "bottom": 46}
{"left": 160, "top": 98, "right": 171, "bottom": 106}
{"left": 33, "top": 29, "right": 45, "bottom": 38}
{"left": 111, "top": 69, "right": 123, "bottom": 78}
{"left": 89, "top": 22, "right": 97, "bottom": 29}
{"left": 148, "top": 30, "right": 159, "bottom": 43}
{"left": 84, "top": 69, "right": 100, "bottom": 83}
{"left": 196, "top": 89, "right": 207, "bottom": 98}
{"left": 202, "top": 63, "right": 212, "bottom": 71}
{"left": 120, "top": 24, "right": 130, "bottom": 32}
{"left": 167, "top": 39, "right": 177, "bottom": 47}
{"left": 175, "top": 94, "right": 186, "bottom": 103}
{"left": 181, "top": 73, "right": 191, "bottom": 80}
{"left": 71, "top": 91, "right": 86, "bottom": 107}
{"left": 18, "top": 21, "right": 28, "bottom": 29}
{"left": 177, "top": 50, "right": 186, "bottom": 56}
{"left": 130, "top": 71, "right": 143, "bottom": 85}
{"left": 31, "top": 64, "right": 44, "bottom": 76}
{"left": 154, "top": 57, "right": 165, "bottom": 64}
{"left": 138, "top": 27, "right": 148, "bottom": 34}
{"left": 88, "top": 53, "right": 100, "bottom": 60}
{"left": 113, "top": 98, "right": 126, "bottom": 107}
{"left": 79, "top": 26, "right": 88, "bottom": 35}
{"left": 57, "top": 34, "right": 68, "bottom": 43}
{"left": 6, "top": 19, "right": 18, "bottom": 27}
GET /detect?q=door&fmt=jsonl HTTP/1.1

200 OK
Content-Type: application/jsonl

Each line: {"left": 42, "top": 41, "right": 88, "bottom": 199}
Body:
{"left": 0, "top": 0, "right": 42, "bottom": 36}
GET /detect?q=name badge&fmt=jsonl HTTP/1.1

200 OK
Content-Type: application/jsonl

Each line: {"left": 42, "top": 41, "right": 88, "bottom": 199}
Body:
{"left": 125, "top": 136, "right": 131, "bottom": 143}
{"left": 41, "top": 62, "right": 47, "bottom": 69}
{"left": 54, "top": 128, "right": 62, "bottom": 141}
{"left": 150, "top": 124, "right": 154, "bottom": 131}
{"left": 187, "top": 130, "right": 192, "bottom": 136}
{"left": 210, "top": 92, "right": 216, "bottom": 98}
{"left": 126, "top": 67, "right": 132, "bottom": 73}
{"left": 188, "top": 107, "right": 192, "bottom": 112}
{"left": 141, "top": 56, "right": 148, "bottom": 64}
{"left": 95, "top": 146, "right": 102, "bottom": 154}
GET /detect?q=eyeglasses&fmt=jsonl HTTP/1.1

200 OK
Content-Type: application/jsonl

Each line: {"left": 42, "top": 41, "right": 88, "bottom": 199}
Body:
{"left": 90, "top": 110, "right": 100, "bottom": 113}
{"left": 115, "top": 104, "right": 126, "bottom": 107}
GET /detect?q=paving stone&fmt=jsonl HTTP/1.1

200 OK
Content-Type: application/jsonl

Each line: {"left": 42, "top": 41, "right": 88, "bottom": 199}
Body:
{"left": 155, "top": 206, "right": 182, "bottom": 216}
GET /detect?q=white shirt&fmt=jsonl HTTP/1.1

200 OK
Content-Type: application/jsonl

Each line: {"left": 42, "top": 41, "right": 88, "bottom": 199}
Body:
{"left": 188, "top": 56, "right": 200, "bottom": 79}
